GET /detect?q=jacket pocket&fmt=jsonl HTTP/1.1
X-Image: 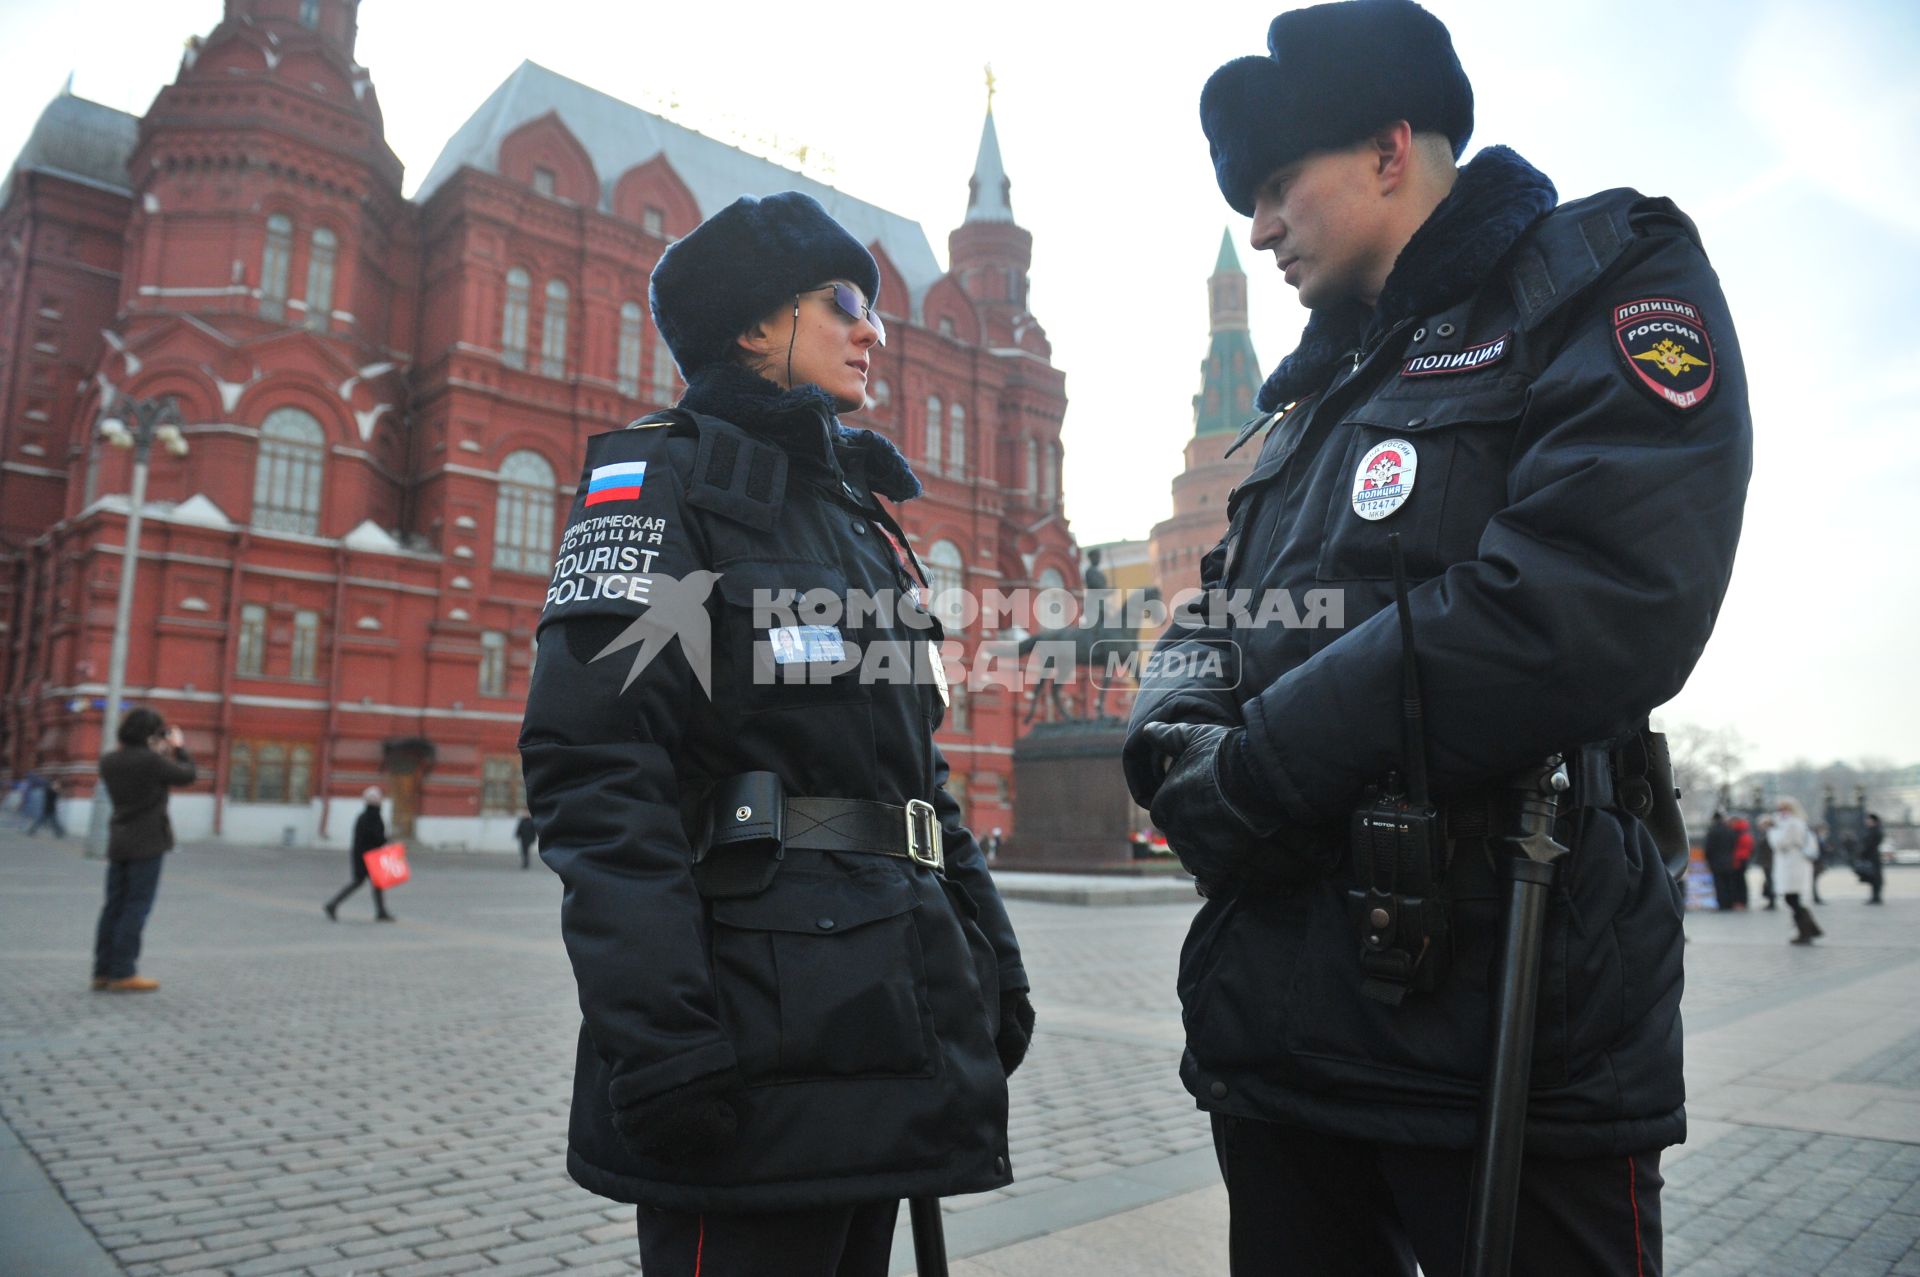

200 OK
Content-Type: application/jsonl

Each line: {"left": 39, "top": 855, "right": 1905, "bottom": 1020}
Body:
{"left": 1314, "top": 381, "right": 1528, "bottom": 583}
{"left": 709, "top": 870, "right": 935, "bottom": 1082}
{"left": 716, "top": 558, "right": 870, "bottom": 711}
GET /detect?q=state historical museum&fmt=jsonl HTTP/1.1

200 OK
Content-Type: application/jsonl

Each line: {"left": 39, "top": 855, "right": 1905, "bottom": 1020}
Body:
{"left": 0, "top": 0, "right": 1078, "bottom": 848}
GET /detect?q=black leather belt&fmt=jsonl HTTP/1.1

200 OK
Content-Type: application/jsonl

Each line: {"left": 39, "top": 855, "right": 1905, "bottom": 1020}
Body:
{"left": 785, "top": 796, "right": 945, "bottom": 872}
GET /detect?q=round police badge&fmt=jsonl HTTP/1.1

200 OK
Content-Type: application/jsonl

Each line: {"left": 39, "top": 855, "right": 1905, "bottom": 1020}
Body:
{"left": 1351, "top": 439, "right": 1419, "bottom": 521}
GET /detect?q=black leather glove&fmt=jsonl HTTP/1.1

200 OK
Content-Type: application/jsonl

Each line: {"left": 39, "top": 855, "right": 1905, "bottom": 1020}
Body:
{"left": 1124, "top": 693, "right": 1242, "bottom": 808}
{"left": 996, "top": 988, "right": 1035, "bottom": 1077}
{"left": 1144, "top": 722, "right": 1274, "bottom": 890}
{"left": 611, "top": 1068, "right": 744, "bottom": 1166}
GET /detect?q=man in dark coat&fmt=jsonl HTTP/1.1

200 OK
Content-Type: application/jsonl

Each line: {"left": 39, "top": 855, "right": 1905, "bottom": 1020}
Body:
{"left": 1859, "top": 813, "right": 1885, "bottom": 905}
{"left": 513, "top": 812, "right": 537, "bottom": 870}
{"left": 521, "top": 192, "right": 1031, "bottom": 1276}
{"left": 325, "top": 786, "right": 395, "bottom": 922}
{"left": 93, "top": 708, "right": 196, "bottom": 992}
{"left": 1705, "top": 811, "right": 1741, "bottom": 911}
{"left": 1125, "top": 2, "right": 1750, "bottom": 1272}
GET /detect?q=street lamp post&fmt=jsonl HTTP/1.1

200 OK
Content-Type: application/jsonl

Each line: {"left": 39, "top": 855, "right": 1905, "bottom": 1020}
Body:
{"left": 84, "top": 394, "right": 189, "bottom": 858}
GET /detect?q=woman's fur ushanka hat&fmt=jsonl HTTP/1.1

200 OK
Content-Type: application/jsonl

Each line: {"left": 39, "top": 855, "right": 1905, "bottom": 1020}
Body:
{"left": 1201, "top": 0, "right": 1474, "bottom": 216}
{"left": 649, "top": 192, "right": 881, "bottom": 378}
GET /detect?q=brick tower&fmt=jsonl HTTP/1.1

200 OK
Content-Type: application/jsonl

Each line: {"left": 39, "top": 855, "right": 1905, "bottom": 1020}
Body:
{"left": 1149, "top": 230, "right": 1263, "bottom": 602}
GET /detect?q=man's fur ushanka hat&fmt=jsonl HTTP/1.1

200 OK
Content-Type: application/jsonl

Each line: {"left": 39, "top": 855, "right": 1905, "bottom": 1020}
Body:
{"left": 1201, "top": 0, "right": 1474, "bottom": 216}
{"left": 649, "top": 191, "right": 881, "bottom": 378}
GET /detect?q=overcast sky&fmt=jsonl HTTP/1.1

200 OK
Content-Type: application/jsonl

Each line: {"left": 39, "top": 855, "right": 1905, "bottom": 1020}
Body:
{"left": 1, "top": 0, "right": 1914, "bottom": 773}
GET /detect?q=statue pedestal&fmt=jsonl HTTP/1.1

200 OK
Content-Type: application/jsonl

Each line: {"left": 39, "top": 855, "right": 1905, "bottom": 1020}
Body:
{"left": 1004, "top": 718, "right": 1154, "bottom": 872}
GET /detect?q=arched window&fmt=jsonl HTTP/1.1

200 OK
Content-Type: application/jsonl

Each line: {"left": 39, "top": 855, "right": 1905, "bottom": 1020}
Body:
{"left": 652, "top": 341, "right": 676, "bottom": 402}
{"left": 925, "top": 396, "right": 943, "bottom": 474}
{"left": 617, "top": 301, "right": 644, "bottom": 397}
{"left": 494, "top": 449, "right": 557, "bottom": 573}
{"left": 478, "top": 631, "right": 508, "bottom": 697}
{"left": 260, "top": 214, "right": 292, "bottom": 321}
{"left": 948, "top": 404, "right": 966, "bottom": 475}
{"left": 299, "top": 0, "right": 320, "bottom": 27}
{"left": 502, "top": 267, "right": 530, "bottom": 369}
{"left": 1037, "top": 567, "right": 1066, "bottom": 592}
{"left": 1044, "top": 444, "right": 1061, "bottom": 510}
{"left": 304, "top": 227, "right": 336, "bottom": 332}
{"left": 227, "top": 741, "right": 252, "bottom": 800}
{"left": 540, "top": 278, "right": 569, "bottom": 376}
{"left": 253, "top": 407, "right": 326, "bottom": 534}
{"left": 926, "top": 539, "right": 965, "bottom": 632}
{"left": 1025, "top": 438, "right": 1039, "bottom": 496}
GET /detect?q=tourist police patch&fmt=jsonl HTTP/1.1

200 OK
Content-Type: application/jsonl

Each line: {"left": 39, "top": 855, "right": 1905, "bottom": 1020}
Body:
{"left": 1351, "top": 438, "right": 1419, "bottom": 521}
{"left": 1613, "top": 297, "right": 1716, "bottom": 411}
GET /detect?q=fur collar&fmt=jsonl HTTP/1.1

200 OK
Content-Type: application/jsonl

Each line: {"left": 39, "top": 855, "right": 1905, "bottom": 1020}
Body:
{"left": 1255, "top": 145, "right": 1559, "bottom": 412}
{"left": 679, "top": 363, "right": 921, "bottom": 501}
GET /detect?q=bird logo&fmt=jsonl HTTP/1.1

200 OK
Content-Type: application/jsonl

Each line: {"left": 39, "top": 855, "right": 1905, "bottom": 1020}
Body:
{"left": 587, "top": 570, "right": 721, "bottom": 697}
{"left": 1631, "top": 338, "right": 1707, "bottom": 379}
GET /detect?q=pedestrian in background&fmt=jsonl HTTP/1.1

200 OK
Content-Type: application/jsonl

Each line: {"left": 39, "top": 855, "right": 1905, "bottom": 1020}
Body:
{"left": 27, "top": 776, "right": 66, "bottom": 838}
{"left": 1754, "top": 812, "right": 1777, "bottom": 910}
{"left": 1768, "top": 798, "right": 1824, "bottom": 945}
{"left": 324, "top": 787, "right": 395, "bottom": 923}
{"left": 1859, "top": 813, "right": 1885, "bottom": 905}
{"left": 1728, "top": 814, "right": 1754, "bottom": 909}
{"left": 92, "top": 709, "right": 195, "bottom": 992}
{"left": 1705, "top": 810, "right": 1740, "bottom": 911}
{"left": 514, "top": 811, "right": 537, "bottom": 870}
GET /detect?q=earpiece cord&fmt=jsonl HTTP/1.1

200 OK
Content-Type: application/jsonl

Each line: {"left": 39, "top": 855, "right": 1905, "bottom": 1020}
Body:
{"left": 786, "top": 298, "right": 800, "bottom": 389}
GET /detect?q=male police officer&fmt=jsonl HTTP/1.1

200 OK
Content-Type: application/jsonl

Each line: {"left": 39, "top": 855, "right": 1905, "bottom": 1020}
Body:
{"left": 1125, "top": 3, "right": 1751, "bottom": 1272}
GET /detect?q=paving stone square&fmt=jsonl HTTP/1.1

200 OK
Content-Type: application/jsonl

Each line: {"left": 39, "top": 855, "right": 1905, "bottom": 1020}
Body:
{"left": 3, "top": 834, "right": 1918, "bottom": 1275}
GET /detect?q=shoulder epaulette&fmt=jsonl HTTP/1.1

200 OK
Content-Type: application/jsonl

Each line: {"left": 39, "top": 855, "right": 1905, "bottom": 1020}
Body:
{"left": 1505, "top": 188, "right": 1643, "bottom": 332}
{"left": 678, "top": 409, "right": 788, "bottom": 532}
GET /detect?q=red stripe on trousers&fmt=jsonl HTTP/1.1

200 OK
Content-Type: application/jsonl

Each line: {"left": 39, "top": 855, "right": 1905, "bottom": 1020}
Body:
{"left": 1629, "top": 1156, "right": 1644, "bottom": 1277}
{"left": 695, "top": 1214, "right": 705, "bottom": 1277}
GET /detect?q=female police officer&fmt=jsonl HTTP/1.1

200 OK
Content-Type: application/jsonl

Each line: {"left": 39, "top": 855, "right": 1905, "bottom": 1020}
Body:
{"left": 520, "top": 191, "right": 1033, "bottom": 1276}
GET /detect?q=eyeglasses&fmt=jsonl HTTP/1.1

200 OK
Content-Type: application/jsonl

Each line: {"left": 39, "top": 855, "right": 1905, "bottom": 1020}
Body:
{"left": 797, "top": 283, "right": 886, "bottom": 346}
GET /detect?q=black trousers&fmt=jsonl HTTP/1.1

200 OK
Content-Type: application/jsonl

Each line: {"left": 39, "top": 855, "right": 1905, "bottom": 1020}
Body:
{"left": 326, "top": 856, "right": 389, "bottom": 916}
{"left": 93, "top": 857, "right": 164, "bottom": 979}
{"left": 636, "top": 1200, "right": 899, "bottom": 1277}
{"left": 1860, "top": 857, "right": 1885, "bottom": 902}
{"left": 1785, "top": 892, "right": 1820, "bottom": 940}
{"left": 1212, "top": 1114, "right": 1663, "bottom": 1276}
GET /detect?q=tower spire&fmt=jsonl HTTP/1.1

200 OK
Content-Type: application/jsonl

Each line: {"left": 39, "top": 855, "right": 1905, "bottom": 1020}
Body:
{"left": 964, "top": 105, "right": 1013, "bottom": 223}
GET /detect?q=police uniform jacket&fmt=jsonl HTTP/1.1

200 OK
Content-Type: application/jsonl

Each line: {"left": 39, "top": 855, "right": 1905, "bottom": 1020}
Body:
{"left": 520, "top": 363, "right": 1025, "bottom": 1211}
{"left": 1128, "top": 147, "right": 1751, "bottom": 1157}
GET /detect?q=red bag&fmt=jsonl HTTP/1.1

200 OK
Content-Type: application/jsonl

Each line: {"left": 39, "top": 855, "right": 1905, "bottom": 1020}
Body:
{"left": 362, "top": 842, "right": 410, "bottom": 890}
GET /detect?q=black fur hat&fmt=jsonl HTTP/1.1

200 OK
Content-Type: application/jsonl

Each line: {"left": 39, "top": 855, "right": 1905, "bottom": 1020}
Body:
{"left": 649, "top": 192, "right": 881, "bottom": 378}
{"left": 1201, "top": 0, "right": 1474, "bottom": 216}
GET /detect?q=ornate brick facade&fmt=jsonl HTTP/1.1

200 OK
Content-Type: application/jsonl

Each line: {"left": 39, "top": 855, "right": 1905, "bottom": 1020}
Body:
{"left": 0, "top": 0, "right": 1077, "bottom": 849}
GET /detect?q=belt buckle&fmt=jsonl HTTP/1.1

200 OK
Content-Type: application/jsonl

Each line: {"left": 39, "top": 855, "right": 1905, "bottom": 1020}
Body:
{"left": 905, "top": 798, "right": 944, "bottom": 873}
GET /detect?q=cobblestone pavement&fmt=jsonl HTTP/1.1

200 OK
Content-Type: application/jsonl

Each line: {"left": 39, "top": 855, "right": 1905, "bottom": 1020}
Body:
{"left": 2, "top": 833, "right": 1917, "bottom": 1276}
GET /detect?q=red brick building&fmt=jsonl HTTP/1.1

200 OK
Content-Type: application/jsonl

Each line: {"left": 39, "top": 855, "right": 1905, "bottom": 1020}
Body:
{"left": 0, "top": 0, "right": 1077, "bottom": 849}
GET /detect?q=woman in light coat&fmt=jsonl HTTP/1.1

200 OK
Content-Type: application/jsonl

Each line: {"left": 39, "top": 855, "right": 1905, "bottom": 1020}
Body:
{"left": 1767, "top": 796, "right": 1824, "bottom": 944}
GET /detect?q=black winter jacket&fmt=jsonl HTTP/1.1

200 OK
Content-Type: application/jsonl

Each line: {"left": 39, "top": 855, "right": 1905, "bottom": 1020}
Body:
{"left": 521, "top": 364, "right": 1025, "bottom": 1211}
{"left": 351, "top": 806, "right": 386, "bottom": 858}
{"left": 1128, "top": 148, "right": 1750, "bottom": 1157}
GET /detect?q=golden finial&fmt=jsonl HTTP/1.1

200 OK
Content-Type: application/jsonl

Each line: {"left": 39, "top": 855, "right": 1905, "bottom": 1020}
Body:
{"left": 984, "top": 63, "right": 997, "bottom": 113}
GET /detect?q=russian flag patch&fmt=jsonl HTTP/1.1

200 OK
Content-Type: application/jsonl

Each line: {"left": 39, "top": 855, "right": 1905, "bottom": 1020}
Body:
{"left": 584, "top": 460, "right": 646, "bottom": 506}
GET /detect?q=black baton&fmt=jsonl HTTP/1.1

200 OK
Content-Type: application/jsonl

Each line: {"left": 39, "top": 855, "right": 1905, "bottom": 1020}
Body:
{"left": 1462, "top": 756, "right": 1570, "bottom": 1277}
{"left": 908, "top": 1196, "right": 948, "bottom": 1276}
